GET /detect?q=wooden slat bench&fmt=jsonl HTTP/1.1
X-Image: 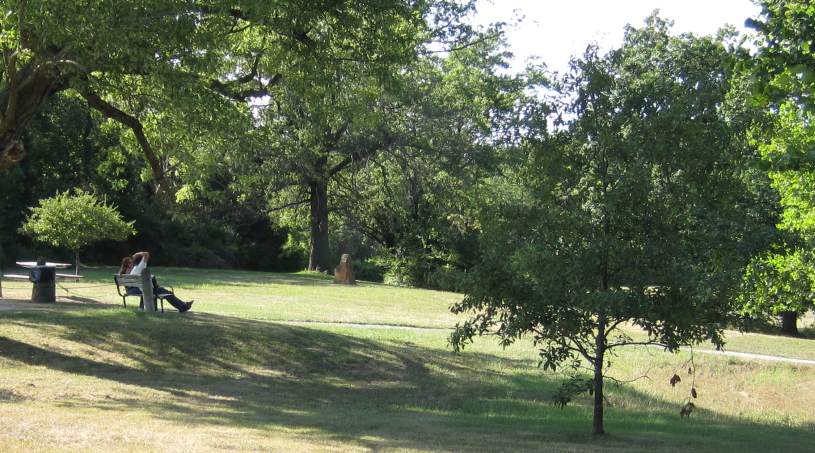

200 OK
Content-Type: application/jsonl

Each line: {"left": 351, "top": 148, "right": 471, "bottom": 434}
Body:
{"left": 113, "top": 274, "right": 174, "bottom": 312}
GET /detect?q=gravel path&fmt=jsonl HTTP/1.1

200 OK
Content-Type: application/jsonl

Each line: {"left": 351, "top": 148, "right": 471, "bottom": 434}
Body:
{"left": 689, "top": 347, "right": 815, "bottom": 366}
{"left": 283, "top": 320, "right": 815, "bottom": 367}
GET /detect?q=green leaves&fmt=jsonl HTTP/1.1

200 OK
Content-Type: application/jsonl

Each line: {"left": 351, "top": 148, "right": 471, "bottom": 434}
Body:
{"left": 749, "top": 0, "right": 815, "bottom": 110}
{"left": 20, "top": 189, "right": 135, "bottom": 252}
{"left": 452, "top": 14, "right": 763, "bottom": 433}
{"left": 739, "top": 249, "right": 815, "bottom": 318}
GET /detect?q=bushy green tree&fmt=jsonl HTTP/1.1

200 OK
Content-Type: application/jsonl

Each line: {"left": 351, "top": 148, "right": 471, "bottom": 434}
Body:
{"left": 451, "top": 17, "right": 764, "bottom": 435}
{"left": 334, "top": 38, "right": 544, "bottom": 288}
{"left": 740, "top": 249, "right": 815, "bottom": 336}
{"left": 21, "top": 189, "right": 135, "bottom": 274}
{"left": 223, "top": 13, "right": 506, "bottom": 273}
{"left": 745, "top": 1, "right": 815, "bottom": 334}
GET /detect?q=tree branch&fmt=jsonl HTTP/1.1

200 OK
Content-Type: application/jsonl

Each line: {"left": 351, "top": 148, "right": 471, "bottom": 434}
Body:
{"left": 80, "top": 90, "right": 165, "bottom": 189}
{"left": 329, "top": 129, "right": 393, "bottom": 177}
{"left": 268, "top": 198, "right": 310, "bottom": 212}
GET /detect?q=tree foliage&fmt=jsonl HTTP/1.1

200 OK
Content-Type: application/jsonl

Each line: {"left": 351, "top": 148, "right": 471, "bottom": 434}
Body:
{"left": 0, "top": 0, "right": 465, "bottom": 187}
{"left": 747, "top": 0, "right": 815, "bottom": 111}
{"left": 451, "top": 16, "right": 764, "bottom": 435}
{"left": 333, "top": 38, "right": 545, "bottom": 287}
{"left": 740, "top": 249, "right": 815, "bottom": 335}
{"left": 744, "top": 0, "right": 815, "bottom": 332}
{"left": 21, "top": 189, "right": 135, "bottom": 269}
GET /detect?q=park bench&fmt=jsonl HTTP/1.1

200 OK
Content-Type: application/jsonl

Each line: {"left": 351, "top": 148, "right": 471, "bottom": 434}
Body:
{"left": 113, "top": 274, "right": 175, "bottom": 312}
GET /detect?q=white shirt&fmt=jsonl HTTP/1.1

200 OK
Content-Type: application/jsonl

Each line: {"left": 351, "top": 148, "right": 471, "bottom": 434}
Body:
{"left": 129, "top": 259, "right": 147, "bottom": 276}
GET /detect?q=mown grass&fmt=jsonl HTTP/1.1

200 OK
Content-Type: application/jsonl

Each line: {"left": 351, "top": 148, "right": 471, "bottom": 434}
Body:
{"left": 0, "top": 267, "right": 814, "bottom": 451}
{"left": 1, "top": 267, "right": 463, "bottom": 327}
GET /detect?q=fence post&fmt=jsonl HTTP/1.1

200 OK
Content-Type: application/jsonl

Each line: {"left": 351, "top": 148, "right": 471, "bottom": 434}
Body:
{"left": 141, "top": 268, "right": 156, "bottom": 312}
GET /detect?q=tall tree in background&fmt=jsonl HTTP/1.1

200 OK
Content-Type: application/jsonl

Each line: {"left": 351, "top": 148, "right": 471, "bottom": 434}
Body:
{"left": 335, "top": 38, "right": 546, "bottom": 286}
{"left": 745, "top": 0, "right": 815, "bottom": 330}
{"left": 220, "top": 5, "right": 491, "bottom": 273}
{"left": 451, "top": 17, "right": 764, "bottom": 435}
{"left": 243, "top": 67, "right": 400, "bottom": 272}
{"left": 740, "top": 249, "right": 815, "bottom": 336}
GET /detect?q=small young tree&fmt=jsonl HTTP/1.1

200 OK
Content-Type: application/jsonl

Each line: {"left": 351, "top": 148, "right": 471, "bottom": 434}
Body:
{"left": 21, "top": 190, "right": 135, "bottom": 274}
{"left": 450, "top": 17, "right": 764, "bottom": 435}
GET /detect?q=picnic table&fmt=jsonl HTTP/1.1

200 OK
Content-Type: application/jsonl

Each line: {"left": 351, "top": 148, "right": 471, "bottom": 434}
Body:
{"left": 0, "top": 260, "right": 83, "bottom": 302}
{"left": 15, "top": 261, "right": 72, "bottom": 269}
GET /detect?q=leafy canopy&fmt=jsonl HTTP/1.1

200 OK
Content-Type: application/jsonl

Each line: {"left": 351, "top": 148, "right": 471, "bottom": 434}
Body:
{"left": 747, "top": 0, "right": 815, "bottom": 111}
{"left": 740, "top": 249, "right": 815, "bottom": 319}
{"left": 451, "top": 15, "right": 763, "bottom": 434}
{"left": 21, "top": 189, "right": 135, "bottom": 252}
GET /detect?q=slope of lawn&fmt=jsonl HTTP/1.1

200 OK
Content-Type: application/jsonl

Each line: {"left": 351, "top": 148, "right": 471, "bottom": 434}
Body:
{"left": 0, "top": 267, "right": 813, "bottom": 452}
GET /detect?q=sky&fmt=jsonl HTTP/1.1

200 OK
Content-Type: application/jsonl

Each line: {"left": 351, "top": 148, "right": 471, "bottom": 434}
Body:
{"left": 473, "top": 0, "right": 762, "bottom": 73}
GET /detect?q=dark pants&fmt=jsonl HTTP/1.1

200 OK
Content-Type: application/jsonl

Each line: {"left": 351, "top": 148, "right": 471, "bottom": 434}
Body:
{"left": 126, "top": 277, "right": 188, "bottom": 312}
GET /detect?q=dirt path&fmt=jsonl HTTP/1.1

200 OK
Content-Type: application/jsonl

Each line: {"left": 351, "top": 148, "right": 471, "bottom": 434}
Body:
{"left": 688, "top": 347, "right": 815, "bottom": 366}
{"left": 282, "top": 320, "right": 815, "bottom": 367}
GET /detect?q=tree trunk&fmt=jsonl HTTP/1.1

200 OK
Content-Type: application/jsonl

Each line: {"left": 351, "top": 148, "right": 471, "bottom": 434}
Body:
{"left": 308, "top": 180, "right": 331, "bottom": 272}
{"left": 0, "top": 64, "right": 63, "bottom": 170}
{"left": 780, "top": 311, "right": 799, "bottom": 336}
{"left": 75, "top": 250, "right": 80, "bottom": 276}
{"left": 592, "top": 319, "right": 606, "bottom": 436}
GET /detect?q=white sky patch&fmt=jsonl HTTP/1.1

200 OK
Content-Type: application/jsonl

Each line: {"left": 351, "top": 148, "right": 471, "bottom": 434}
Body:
{"left": 473, "top": 0, "right": 762, "bottom": 73}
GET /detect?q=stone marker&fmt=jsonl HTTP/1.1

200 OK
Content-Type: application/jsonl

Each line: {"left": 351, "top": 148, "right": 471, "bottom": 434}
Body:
{"left": 334, "top": 254, "right": 356, "bottom": 285}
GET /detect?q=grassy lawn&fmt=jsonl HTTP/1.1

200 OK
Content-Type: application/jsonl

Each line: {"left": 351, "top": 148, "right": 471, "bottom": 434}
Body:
{"left": 0, "top": 267, "right": 814, "bottom": 451}
{"left": 0, "top": 267, "right": 463, "bottom": 328}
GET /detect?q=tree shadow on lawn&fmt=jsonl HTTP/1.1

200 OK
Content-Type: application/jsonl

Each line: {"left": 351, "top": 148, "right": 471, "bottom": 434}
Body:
{"left": 0, "top": 310, "right": 812, "bottom": 452}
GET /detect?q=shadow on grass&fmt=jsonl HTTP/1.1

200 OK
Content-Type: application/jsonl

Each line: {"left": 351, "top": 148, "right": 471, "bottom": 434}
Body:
{"left": 0, "top": 309, "right": 813, "bottom": 452}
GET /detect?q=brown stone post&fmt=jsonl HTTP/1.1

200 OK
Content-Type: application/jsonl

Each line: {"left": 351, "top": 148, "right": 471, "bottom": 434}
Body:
{"left": 333, "top": 254, "right": 356, "bottom": 285}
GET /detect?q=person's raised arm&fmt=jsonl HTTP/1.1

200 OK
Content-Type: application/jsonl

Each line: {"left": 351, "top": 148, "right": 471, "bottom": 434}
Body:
{"left": 132, "top": 251, "right": 150, "bottom": 264}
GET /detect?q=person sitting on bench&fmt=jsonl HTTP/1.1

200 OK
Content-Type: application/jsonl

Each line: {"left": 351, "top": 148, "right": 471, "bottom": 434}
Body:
{"left": 118, "top": 252, "right": 193, "bottom": 313}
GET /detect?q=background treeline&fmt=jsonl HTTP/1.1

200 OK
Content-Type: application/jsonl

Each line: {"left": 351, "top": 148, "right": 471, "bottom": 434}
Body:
{"left": 0, "top": 93, "right": 298, "bottom": 271}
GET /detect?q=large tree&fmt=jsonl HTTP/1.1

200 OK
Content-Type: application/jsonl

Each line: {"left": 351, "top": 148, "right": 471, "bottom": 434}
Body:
{"left": 334, "top": 38, "right": 545, "bottom": 286}
{"left": 0, "top": 0, "right": 455, "bottom": 187}
{"left": 745, "top": 0, "right": 815, "bottom": 331}
{"left": 221, "top": 11, "right": 501, "bottom": 273}
{"left": 740, "top": 249, "right": 815, "bottom": 336}
{"left": 450, "top": 17, "right": 764, "bottom": 435}
{"left": 245, "top": 66, "right": 400, "bottom": 272}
